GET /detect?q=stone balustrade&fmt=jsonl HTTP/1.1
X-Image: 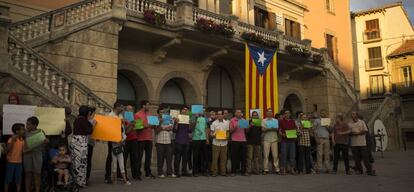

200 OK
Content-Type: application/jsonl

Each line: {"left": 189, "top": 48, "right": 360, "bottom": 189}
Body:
{"left": 126, "top": 0, "right": 176, "bottom": 22}
{"left": 7, "top": 36, "right": 112, "bottom": 113}
{"left": 9, "top": 0, "right": 112, "bottom": 43}
{"left": 192, "top": 7, "right": 230, "bottom": 25}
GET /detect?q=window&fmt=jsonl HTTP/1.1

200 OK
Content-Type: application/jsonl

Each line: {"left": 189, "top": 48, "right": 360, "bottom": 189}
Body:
{"left": 219, "top": 0, "right": 232, "bottom": 14}
{"left": 365, "top": 19, "right": 381, "bottom": 41}
{"left": 367, "top": 47, "right": 383, "bottom": 69}
{"left": 325, "top": 34, "right": 338, "bottom": 63}
{"left": 285, "top": 18, "right": 301, "bottom": 40}
{"left": 207, "top": 67, "right": 234, "bottom": 109}
{"left": 402, "top": 66, "right": 413, "bottom": 87}
{"left": 326, "top": 0, "right": 334, "bottom": 13}
{"left": 254, "top": 7, "right": 269, "bottom": 28}
{"left": 254, "top": 7, "right": 277, "bottom": 30}
{"left": 370, "top": 75, "right": 385, "bottom": 96}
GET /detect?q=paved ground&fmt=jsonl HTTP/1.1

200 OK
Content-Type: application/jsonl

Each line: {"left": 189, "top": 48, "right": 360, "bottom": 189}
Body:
{"left": 83, "top": 150, "right": 414, "bottom": 192}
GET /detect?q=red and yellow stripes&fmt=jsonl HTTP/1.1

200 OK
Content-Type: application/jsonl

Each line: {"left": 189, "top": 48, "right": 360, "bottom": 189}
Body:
{"left": 245, "top": 45, "right": 278, "bottom": 119}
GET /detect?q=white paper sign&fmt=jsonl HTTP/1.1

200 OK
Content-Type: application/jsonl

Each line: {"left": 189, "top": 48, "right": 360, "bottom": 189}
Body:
{"left": 178, "top": 114, "right": 189, "bottom": 124}
{"left": 170, "top": 110, "right": 180, "bottom": 119}
{"left": 2, "top": 104, "right": 36, "bottom": 135}
{"left": 321, "top": 118, "right": 331, "bottom": 127}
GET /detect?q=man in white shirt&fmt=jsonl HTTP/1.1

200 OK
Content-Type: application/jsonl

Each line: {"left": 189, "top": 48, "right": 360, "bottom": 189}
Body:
{"left": 210, "top": 111, "right": 230, "bottom": 176}
{"left": 262, "top": 109, "right": 279, "bottom": 174}
{"left": 349, "top": 112, "right": 375, "bottom": 176}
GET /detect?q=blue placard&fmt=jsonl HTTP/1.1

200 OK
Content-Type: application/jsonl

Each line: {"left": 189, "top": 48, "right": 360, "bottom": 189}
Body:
{"left": 266, "top": 119, "right": 279, "bottom": 129}
{"left": 162, "top": 114, "right": 172, "bottom": 125}
{"left": 124, "top": 111, "right": 134, "bottom": 122}
{"left": 147, "top": 116, "right": 160, "bottom": 126}
{"left": 191, "top": 105, "right": 203, "bottom": 114}
{"left": 238, "top": 119, "right": 249, "bottom": 129}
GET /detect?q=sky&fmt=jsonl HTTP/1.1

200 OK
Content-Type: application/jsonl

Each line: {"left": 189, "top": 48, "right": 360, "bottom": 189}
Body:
{"left": 350, "top": 0, "right": 414, "bottom": 23}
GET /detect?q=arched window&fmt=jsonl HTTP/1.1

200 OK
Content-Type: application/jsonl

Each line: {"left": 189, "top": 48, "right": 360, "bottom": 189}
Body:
{"left": 117, "top": 74, "right": 136, "bottom": 101}
{"left": 160, "top": 80, "right": 185, "bottom": 105}
{"left": 207, "top": 66, "right": 234, "bottom": 109}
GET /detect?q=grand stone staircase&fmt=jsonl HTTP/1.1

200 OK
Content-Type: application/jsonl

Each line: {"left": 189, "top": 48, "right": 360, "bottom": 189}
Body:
{"left": 1, "top": 0, "right": 359, "bottom": 115}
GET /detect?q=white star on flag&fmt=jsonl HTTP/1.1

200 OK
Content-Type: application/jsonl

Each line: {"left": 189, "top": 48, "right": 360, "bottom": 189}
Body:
{"left": 258, "top": 51, "right": 266, "bottom": 66}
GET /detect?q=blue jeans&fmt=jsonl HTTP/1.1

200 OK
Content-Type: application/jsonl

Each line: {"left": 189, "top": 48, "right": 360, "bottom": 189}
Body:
{"left": 5, "top": 162, "right": 23, "bottom": 184}
{"left": 281, "top": 142, "right": 296, "bottom": 169}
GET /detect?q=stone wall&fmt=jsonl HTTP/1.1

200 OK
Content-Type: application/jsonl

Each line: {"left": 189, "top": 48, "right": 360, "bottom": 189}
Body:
{"left": 35, "top": 20, "right": 120, "bottom": 106}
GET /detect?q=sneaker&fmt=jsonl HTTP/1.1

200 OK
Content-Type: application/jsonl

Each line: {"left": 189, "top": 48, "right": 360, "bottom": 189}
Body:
{"left": 145, "top": 174, "right": 156, "bottom": 179}
{"left": 169, "top": 174, "right": 177, "bottom": 178}
{"left": 105, "top": 180, "right": 113, "bottom": 184}
{"left": 263, "top": 171, "right": 268, "bottom": 175}
{"left": 57, "top": 181, "right": 64, "bottom": 185}
{"left": 124, "top": 181, "right": 131, "bottom": 186}
{"left": 159, "top": 174, "right": 166, "bottom": 179}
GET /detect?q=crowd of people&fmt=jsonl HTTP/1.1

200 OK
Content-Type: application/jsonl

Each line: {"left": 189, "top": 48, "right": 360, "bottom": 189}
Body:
{"left": 0, "top": 94, "right": 378, "bottom": 192}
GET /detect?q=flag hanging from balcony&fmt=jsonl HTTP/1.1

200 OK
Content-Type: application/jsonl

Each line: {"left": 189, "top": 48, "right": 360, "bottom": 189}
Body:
{"left": 245, "top": 44, "right": 278, "bottom": 119}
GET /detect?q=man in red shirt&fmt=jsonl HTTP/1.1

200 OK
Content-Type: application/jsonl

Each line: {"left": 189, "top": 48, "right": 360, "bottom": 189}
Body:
{"left": 135, "top": 100, "right": 155, "bottom": 178}
{"left": 278, "top": 110, "right": 298, "bottom": 175}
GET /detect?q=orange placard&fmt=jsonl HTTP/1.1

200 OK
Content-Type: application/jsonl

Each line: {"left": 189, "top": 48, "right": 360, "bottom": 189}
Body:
{"left": 92, "top": 115, "right": 122, "bottom": 142}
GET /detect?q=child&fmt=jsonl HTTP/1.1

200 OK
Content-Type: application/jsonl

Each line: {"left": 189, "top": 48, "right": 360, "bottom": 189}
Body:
{"left": 24, "top": 116, "right": 48, "bottom": 192}
{"left": 52, "top": 146, "right": 71, "bottom": 186}
{"left": 4, "top": 123, "right": 25, "bottom": 192}
{"left": 111, "top": 140, "right": 131, "bottom": 185}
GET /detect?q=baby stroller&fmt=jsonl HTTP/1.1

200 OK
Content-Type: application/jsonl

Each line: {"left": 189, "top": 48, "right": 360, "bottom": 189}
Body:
{"left": 43, "top": 148, "right": 79, "bottom": 192}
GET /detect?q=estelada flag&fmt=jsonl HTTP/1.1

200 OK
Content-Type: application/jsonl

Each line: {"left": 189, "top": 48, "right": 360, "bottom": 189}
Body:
{"left": 245, "top": 44, "right": 278, "bottom": 119}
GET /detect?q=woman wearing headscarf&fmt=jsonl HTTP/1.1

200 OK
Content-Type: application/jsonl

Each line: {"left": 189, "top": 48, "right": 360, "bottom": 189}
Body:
{"left": 70, "top": 105, "right": 94, "bottom": 187}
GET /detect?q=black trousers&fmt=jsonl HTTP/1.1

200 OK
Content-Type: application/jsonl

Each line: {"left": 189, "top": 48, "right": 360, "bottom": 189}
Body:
{"left": 174, "top": 143, "right": 189, "bottom": 175}
{"left": 333, "top": 144, "right": 350, "bottom": 172}
{"left": 188, "top": 141, "right": 193, "bottom": 170}
{"left": 298, "top": 146, "right": 312, "bottom": 173}
{"left": 192, "top": 140, "right": 208, "bottom": 174}
{"left": 124, "top": 140, "right": 139, "bottom": 179}
{"left": 105, "top": 142, "right": 112, "bottom": 180}
{"left": 351, "top": 146, "right": 373, "bottom": 174}
{"left": 156, "top": 143, "right": 173, "bottom": 175}
{"left": 231, "top": 141, "right": 247, "bottom": 174}
{"left": 137, "top": 140, "right": 153, "bottom": 176}
{"left": 87, "top": 144, "right": 94, "bottom": 181}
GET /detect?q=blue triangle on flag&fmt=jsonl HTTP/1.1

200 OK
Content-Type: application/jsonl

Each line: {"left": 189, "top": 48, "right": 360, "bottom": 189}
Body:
{"left": 247, "top": 44, "right": 276, "bottom": 75}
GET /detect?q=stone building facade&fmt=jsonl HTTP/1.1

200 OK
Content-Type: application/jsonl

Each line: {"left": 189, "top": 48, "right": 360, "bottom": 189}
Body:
{"left": 0, "top": 0, "right": 357, "bottom": 168}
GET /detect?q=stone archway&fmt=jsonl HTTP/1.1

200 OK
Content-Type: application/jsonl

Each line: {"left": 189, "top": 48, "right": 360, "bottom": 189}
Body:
{"left": 155, "top": 71, "right": 202, "bottom": 106}
{"left": 117, "top": 69, "right": 150, "bottom": 110}
{"left": 282, "top": 93, "right": 303, "bottom": 116}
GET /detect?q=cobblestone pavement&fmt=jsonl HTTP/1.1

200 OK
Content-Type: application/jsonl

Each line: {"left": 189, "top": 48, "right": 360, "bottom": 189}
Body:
{"left": 83, "top": 150, "right": 414, "bottom": 192}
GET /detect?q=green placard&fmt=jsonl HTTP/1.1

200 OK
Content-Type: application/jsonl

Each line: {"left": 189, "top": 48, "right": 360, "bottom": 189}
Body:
{"left": 301, "top": 120, "right": 312, "bottom": 129}
{"left": 135, "top": 119, "right": 144, "bottom": 130}
{"left": 252, "top": 119, "right": 262, "bottom": 127}
{"left": 26, "top": 131, "right": 46, "bottom": 149}
{"left": 285, "top": 130, "right": 297, "bottom": 139}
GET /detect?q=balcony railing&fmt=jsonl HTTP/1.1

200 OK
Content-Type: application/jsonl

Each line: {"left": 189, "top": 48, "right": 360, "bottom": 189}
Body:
{"left": 363, "top": 29, "right": 381, "bottom": 43}
{"left": 393, "top": 82, "right": 414, "bottom": 95}
{"left": 365, "top": 58, "right": 384, "bottom": 70}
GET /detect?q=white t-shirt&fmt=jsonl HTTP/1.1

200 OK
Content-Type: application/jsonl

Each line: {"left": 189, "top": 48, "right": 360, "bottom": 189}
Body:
{"left": 210, "top": 119, "right": 230, "bottom": 146}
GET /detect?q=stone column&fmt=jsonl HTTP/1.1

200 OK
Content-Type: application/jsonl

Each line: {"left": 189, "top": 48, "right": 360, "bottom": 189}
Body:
{"left": 112, "top": 0, "right": 127, "bottom": 24}
{"left": 0, "top": 5, "right": 11, "bottom": 75}
{"left": 176, "top": 0, "right": 194, "bottom": 26}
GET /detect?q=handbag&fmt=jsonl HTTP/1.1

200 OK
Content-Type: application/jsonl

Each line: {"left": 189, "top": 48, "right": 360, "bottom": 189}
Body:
{"left": 112, "top": 144, "right": 124, "bottom": 155}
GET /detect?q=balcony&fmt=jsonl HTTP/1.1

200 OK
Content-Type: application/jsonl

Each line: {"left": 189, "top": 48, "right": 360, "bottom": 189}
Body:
{"left": 393, "top": 82, "right": 414, "bottom": 95}
{"left": 363, "top": 29, "right": 381, "bottom": 43}
{"left": 365, "top": 58, "right": 384, "bottom": 71}
{"left": 124, "top": 0, "right": 319, "bottom": 55}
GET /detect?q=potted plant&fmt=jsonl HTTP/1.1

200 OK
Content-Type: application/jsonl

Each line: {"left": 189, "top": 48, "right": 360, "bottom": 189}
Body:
{"left": 195, "top": 18, "right": 235, "bottom": 37}
{"left": 143, "top": 9, "right": 166, "bottom": 26}
{"left": 241, "top": 32, "right": 279, "bottom": 49}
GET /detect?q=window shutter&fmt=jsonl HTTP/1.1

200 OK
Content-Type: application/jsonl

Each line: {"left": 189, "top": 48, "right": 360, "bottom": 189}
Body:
{"left": 333, "top": 36, "right": 338, "bottom": 64}
{"left": 268, "top": 12, "right": 277, "bottom": 30}
{"left": 285, "top": 19, "right": 291, "bottom": 36}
